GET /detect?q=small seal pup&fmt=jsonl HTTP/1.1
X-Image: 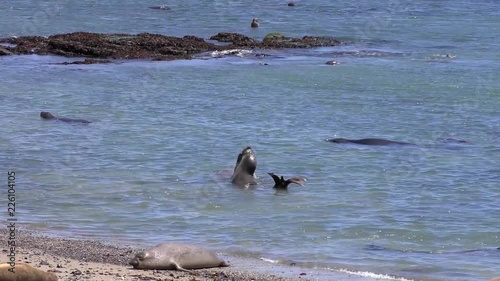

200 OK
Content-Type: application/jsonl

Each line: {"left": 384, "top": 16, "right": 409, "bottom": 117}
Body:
{"left": 268, "top": 173, "right": 306, "bottom": 189}
{"left": 40, "top": 111, "right": 91, "bottom": 124}
{"left": 0, "top": 263, "right": 58, "bottom": 281}
{"left": 231, "top": 146, "right": 257, "bottom": 187}
{"left": 129, "top": 243, "right": 229, "bottom": 271}
{"left": 251, "top": 17, "right": 259, "bottom": 28}
{"left": 326, "top": 138, "right": 412, "bottom": 146}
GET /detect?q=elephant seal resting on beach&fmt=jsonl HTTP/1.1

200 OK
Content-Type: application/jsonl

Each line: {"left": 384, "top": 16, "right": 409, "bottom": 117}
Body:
{"left": 231, "top": 146, "right": 257, "bottom": 187}
{"left": 0, "top": 263, "right": 58, "bottom": 281}
{"left": 40, "top": 111, "right": 91, "bottom": 124}
{"left": 129, "top": 243, "right": 229, "bottom": 271}
{"left": 268, "top": 173, "right": 306, "bottom": 189}
{"left": 326, "top": 138, "right": 412, "bottom": 146}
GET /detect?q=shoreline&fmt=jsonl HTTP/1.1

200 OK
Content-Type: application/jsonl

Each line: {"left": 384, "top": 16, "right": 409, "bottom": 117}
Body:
{"left": 0, "top": 228, "right": 406, "bottom": 281}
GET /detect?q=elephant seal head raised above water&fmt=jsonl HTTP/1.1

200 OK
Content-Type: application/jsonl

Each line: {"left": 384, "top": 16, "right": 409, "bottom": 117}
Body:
{"left": 231, "top": 146, "right": 257, "bottom": 187}
{"left": 129, "top": 243, "right": 229, "bottom": 271}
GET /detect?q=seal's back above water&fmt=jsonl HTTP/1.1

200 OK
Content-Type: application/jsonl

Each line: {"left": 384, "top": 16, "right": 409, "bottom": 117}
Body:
{"left": 129, "top": 243, "right": 228, "bottom": 271}
{"left": 326, "top": 138, "right": 412, "bottom": 146}
{"left": 40, "top": 111, "right": 91, "bottom": 124}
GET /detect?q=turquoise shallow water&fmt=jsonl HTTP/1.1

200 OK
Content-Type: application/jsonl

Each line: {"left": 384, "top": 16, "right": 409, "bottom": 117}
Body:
{"left": 1, "top": 1, "right": 499, "bottom": 280}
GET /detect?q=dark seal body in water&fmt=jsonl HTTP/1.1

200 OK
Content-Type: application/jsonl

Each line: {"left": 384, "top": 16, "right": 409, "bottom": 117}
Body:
{"left": 40, "top": 111, "right": 91, "bottom": 124}
{"left": 326, "top": 138, "right": 412, "bottom": 146}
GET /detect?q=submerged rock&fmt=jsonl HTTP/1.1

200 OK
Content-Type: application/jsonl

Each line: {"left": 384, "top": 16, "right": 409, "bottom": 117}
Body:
{"left": 52, "top": 58, "right": 113, "bottom": 65}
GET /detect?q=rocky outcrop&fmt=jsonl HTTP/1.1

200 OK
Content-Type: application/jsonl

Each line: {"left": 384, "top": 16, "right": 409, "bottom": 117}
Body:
{"left": 0, "top": 32, "right": 342, "bottom": 61}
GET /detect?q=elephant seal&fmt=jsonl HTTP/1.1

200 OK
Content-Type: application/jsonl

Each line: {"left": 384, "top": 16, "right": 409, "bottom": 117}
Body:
{"left": 326, "top": 138, "right": 412, "bottom": 146}
{"left": 251, "top": 18, "right": 259, "bottom": 28}
{"left": 40, "top": 111, "right": 91, "bottom": 124}
{"left": 326, "top": 60, "right": 340, "bottom": 65}
{"left": 129, "top": 243, "right": 229, "bottom": 271}
{"left": 149, "top": 6, "right": 170, "bottom": 10}
{"left": 268, "top": 173, "right": 306, "bottom": 189}
{"left": 0, "top": 263, "right": 58, "bottom": 281}
{"left": 231, "top": 146, "right": 257, "bottom": 187}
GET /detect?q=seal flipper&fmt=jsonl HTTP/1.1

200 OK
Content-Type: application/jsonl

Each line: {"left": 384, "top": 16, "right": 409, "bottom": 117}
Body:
{"left": 268, "top": 173, "right": 283, "bottom": 186}
{"left": 286, "top": 177, "right": 306, "bottom": 187}
{"left": 172, "top": 261, "right": 190, "bottom": 272}
{"left": 268, "top": 173, "right": 306, "bottom": 189}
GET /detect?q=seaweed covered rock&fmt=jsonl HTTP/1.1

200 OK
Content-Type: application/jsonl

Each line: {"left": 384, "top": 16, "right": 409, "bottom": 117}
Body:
{"left": 262, "top": 35, "right": 342, "bottom": 48}
{"left": 210, "top": 32, "right": 257, "bottom": 46}
{"left": 0, "top": 32, "right": 342, "bottom": 60}
{"left": 264, "top": 32, "right": 285, "bottom": 42}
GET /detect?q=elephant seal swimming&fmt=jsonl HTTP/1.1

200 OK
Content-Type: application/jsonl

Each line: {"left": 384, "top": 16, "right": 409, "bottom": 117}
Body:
{"left": 231, "top": 146, "right": 257, "bottom": 187}
{"left": 129, "top": 243, "right": 229, "bottom": 271}
{"left": 149, "top": 5, "right": 170, "bottom": 10}
{"left": 268, "top": 173, "right": 306, "bottom": 189}
{"left": 0, "top": 263, "right": 58, "bottom": 281}
{"left": 40, "top": 111, "right": 91, "bottom": 124}
{"left": 326, "top": 138, "right": 412, "bottom": 146}
{"left": 251, "top": 18, "right": 259, "bottom": 28}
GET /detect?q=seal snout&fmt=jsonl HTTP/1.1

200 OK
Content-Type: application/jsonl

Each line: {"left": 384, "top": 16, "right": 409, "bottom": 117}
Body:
{"left": 128, "top": 257, "right": 140, "bottom": 268}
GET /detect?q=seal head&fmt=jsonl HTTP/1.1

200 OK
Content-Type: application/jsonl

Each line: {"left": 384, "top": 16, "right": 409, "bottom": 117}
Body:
{"left": 40, "top": 111, "right": 91, "bottom": 124}
{"left": 231, "top": 146, "right": 257, "bottom": 187}
{"left": 40, "top": 111, "right": 56, "bottom": 120}
{"left": 251, "top": 18, "right": 259, "bottom": 28}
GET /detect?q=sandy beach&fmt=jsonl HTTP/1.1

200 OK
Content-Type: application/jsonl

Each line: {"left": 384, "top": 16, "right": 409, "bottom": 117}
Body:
{"left": 1, "top": 229, "right": 317, "bottom": 281}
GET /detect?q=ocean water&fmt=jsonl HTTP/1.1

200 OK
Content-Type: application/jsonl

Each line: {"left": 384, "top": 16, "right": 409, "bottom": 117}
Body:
{"left": 1, "top": 1, "right": 499, "bottom": 280}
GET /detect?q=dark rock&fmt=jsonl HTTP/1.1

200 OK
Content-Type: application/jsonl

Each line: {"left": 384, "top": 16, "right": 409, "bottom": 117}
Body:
{"left": 0, "top": 32, "right": 342, "bottom": 61}
{"left": 262, "top": 35, "right": 341, "bottom": 49}
{"left": 209, "top": 32, "right": 257, "bottom": 46}
{"left": 264, "top": 32, "right": 285, "bottom": 41}
{"left": 288, "top": 2, "right": 296, "bottom": 6}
